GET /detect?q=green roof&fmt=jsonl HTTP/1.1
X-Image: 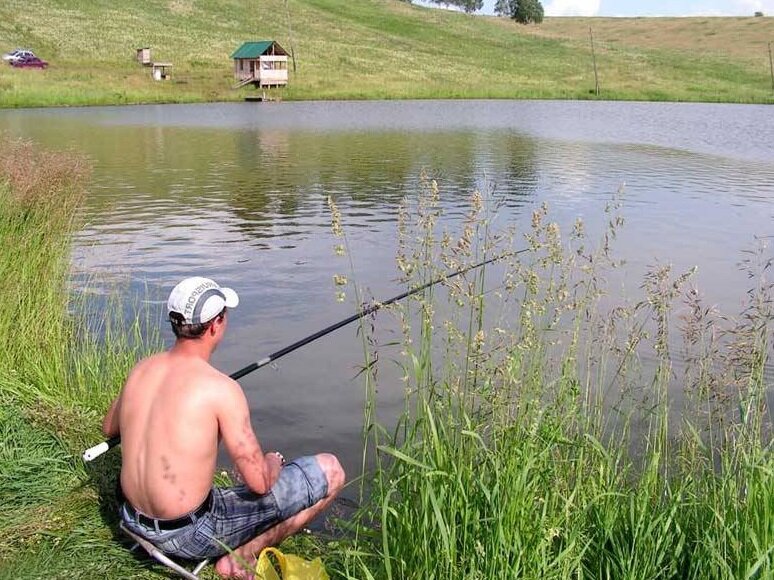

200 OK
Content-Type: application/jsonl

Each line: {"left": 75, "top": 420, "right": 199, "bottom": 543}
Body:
{"left": 231, "top": 41, "right": 276, "bottom": 59}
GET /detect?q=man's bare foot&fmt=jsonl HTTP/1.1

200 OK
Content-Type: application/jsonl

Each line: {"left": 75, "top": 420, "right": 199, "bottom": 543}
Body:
{"left": 215, "top": 553, "right": 255, "bottom": 579}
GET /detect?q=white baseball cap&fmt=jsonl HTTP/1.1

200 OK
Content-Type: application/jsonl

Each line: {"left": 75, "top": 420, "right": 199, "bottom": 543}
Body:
{"left": 167, "top": 277, "right": 239, "bottom": 324}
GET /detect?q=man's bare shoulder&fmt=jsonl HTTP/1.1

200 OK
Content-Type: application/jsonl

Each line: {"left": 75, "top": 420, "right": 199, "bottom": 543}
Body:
{"left": 128, "top": 350, "right": 171, "bottom": 371}
{"left": 127, "top": 353, "right": 236, "bottom": 391}
{"left": 182, "top": 360, "right": 241, "bottom": 401}
{"left": 122, "top": 352, "right": 164, "bottom": 384}
{"left": 187, "top": 358, "right": 235, "bottom": 384}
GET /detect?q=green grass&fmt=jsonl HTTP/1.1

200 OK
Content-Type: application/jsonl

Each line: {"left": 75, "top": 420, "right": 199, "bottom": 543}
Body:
{"left": 0, "top": 138, "right": 169, "bottom": 578}
{"left": 0, "top": 144, "right": 771, "bottom": 579}
{"left": 1, "top": 1, "right": 773, "bottom": 107}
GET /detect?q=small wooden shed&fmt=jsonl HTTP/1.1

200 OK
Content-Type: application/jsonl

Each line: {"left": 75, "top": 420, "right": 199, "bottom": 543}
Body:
{"left": 151, "top": 62, "right": 172, "bottom": 80}
{"left": 136, "top": 47, "right": 151, "bottom": 66}
{"left": 231, "top": 41, "right": 288, "bottom": 88}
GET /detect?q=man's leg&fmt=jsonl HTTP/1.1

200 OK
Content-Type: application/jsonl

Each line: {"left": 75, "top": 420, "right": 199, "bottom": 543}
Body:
{"left": 215, "top": 453, "right": 345, "bottom": 579}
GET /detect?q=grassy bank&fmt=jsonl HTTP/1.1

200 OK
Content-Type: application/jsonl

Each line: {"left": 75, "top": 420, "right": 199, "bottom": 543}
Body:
{"left": 1, "top": 0, "right": 773, "bottom": 107}
{"left": 0, "top": 139, "right": 166, "bottom": 578}
{"left": 0, "top": 144, "right": 771, "bottom": 579}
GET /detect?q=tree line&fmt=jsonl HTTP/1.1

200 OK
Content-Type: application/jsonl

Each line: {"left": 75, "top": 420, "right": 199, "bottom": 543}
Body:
{"left": 408, "top": 0, "right": 544, "bottom": 23}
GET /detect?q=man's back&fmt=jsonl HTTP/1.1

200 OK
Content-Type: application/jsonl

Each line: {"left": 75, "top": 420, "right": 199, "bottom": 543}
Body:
{"left": 118, "top": 351, "right": 223, "bottom": 518}
{"left": 107, "top": 276, "right": 345, "bottom": 577}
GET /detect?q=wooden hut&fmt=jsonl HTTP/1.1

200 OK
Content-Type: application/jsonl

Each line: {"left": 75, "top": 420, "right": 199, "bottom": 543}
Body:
{"left": 136, "top": 47, "right": 151, "bottom": 66}
{"left": 151, "top": 62, "right": 172, "bottom": 80}
{"left": 231, "top": 41, "right": 288, "bottom": 88}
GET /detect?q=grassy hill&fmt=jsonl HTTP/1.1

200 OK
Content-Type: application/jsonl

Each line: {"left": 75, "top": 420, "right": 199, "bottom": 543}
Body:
{"left": 0, "top": 1, "right": 772, "bottom": 105}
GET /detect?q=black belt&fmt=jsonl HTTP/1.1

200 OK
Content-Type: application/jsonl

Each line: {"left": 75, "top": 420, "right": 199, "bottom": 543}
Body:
{"left": 128, "top": 490, "right": 213, "bottom": 531}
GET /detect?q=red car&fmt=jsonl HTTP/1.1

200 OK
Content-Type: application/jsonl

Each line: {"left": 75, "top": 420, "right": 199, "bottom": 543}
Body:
{"left": 11, "top": 56, "right": 48, "bottom": 69}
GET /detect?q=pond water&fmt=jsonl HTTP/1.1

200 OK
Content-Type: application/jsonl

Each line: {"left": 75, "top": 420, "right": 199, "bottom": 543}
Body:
{"left": 1, "top": 99, "right": 773, "bottom": 488}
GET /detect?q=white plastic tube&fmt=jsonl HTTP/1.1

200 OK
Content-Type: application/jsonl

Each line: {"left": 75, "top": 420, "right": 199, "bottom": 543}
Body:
{"left": 82, "top": 441, "right": 110, "bottom": 462}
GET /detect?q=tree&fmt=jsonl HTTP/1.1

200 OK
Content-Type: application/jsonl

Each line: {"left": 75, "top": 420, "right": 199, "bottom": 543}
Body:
{"left": 458, "top": 0, "right": 483, "bottom": 12}
{"left": 511, "top": 0, "right": 543, "bottom": 24}
{"left": 429, "top": 0, "right": 483, "bottom": 13}
{"left": 494, "top": 0, "right": 511, "bottom": 16}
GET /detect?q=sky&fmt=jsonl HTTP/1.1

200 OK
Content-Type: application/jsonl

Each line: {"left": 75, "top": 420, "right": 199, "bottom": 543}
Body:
{"left": 419, "top": 0, "right": 774, "bottom": 16}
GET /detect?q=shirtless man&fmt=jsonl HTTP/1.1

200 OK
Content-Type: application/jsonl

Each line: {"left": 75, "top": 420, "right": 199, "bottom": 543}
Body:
{"left": 103, "top": 276, "right": 345, "bottom": 578}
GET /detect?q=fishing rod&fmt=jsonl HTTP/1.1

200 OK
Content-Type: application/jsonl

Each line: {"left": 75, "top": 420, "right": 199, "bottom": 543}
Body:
{"left": 82, "top": 248, "right": 527, "bottom": 462}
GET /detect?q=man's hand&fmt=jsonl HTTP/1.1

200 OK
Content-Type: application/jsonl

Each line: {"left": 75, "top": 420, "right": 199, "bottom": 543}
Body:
{"left": 264, "top": 451, "right": 284, "bottom": 487}
{"left": 234, "top": 452, "right": 283, "bottom": 489}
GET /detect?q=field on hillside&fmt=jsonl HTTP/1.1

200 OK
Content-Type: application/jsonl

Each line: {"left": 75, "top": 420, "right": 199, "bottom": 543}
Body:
{"left": 0, "top": 0, "right": 773, "bottom": 107}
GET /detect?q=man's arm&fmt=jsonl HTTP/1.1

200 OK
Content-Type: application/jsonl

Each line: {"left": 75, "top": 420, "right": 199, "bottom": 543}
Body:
{"left": 102, "top": 395, "right": 121, "bottom": 437}
{"left": 216, "top": 378, "right": 282, "bottom": 495}
{"left": 103, "top": 362, "right": 141, "bottom": 437}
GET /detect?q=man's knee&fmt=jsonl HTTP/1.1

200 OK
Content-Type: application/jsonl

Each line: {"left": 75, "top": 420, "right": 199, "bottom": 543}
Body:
{"left": 315, "top": 453, "right": 345, "bottom": 494}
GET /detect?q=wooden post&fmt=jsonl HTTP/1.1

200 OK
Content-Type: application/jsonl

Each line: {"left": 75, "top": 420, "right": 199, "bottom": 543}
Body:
{"left": 769, "top": 41, "right": 774, "bottom": 94}
{"left": 589, "top": 26, "right": 600, "bottom": 96}
{"left": 284, "top": 0, "right": 297, "bottom": 73}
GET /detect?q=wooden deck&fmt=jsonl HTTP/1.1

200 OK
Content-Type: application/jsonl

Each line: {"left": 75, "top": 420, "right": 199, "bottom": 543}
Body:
{"left": 244, "top": 91, "right": 281, "bottom": 102}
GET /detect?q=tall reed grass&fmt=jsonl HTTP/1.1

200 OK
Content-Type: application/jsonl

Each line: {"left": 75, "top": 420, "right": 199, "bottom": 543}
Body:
{"left": 335, "top": 180, "right": 773, "bottom": 579}
{"left": 0, "top": 138, "right": 163, "bottom": 577}
{"left": 0, "top": 139, "right": 86, "bottom": 385}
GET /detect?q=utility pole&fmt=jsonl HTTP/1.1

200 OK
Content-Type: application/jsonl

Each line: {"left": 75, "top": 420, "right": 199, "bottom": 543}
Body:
{"left": 768, "top": 41, "right": 774, "bottom": 94}
{"left": 589, "top": 26, "right": 600, "bottom": 96}
{"left": 285, "top": 0, "right": 297, "bottom": 73}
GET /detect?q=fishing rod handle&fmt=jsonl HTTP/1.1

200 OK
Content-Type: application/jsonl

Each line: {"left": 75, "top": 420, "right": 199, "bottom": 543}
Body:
{"left": 83, "top": 436, "right": 120, "bottom": 462}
